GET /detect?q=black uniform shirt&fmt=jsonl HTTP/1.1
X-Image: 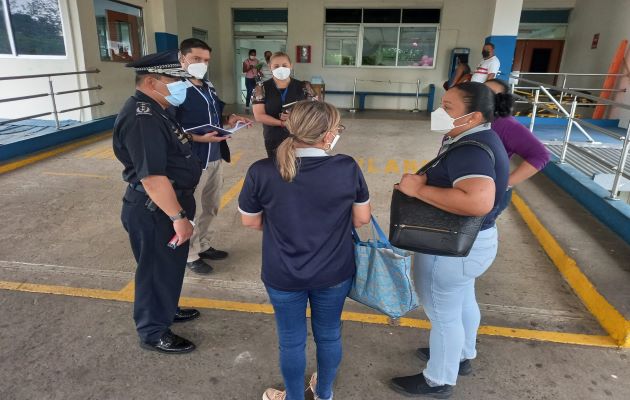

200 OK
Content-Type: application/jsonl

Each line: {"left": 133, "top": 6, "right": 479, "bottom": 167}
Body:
{"left": 113, "top": 90, "right": 202, "bottom": 190}
{"left": 252, "top": 78, "right": 315, "bottom": 143}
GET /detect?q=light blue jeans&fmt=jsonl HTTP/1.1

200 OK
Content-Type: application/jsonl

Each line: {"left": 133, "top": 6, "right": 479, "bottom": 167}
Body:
{"left": 413, "top": 226, "right": 498, "bottom": 386}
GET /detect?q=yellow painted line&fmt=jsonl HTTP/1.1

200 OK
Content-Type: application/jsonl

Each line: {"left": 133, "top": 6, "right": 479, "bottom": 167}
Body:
{"left": 0, "top": 132, "right": 112, "bottom": 175}
{"left": 43, "top": 172, "right": 111, "bottom": 179}
{"left": 219, "top": 177, "right": 245, "bottom": 210}
{"left": 0, "top": 279, "right": 618, "bottom": 348}
{"left": 230, "top": 151, "right": 244, "bottom": 166}
{"left": 512, "top": 191, "right": 630, "bottom": 347}
{"left": 118, "top": 280, "right": 135, "bottom": 301}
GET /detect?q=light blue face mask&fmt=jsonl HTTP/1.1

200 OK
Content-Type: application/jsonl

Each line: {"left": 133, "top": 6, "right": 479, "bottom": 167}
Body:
{"left": 156, "top": 79, "right": 190, "bottom": 106}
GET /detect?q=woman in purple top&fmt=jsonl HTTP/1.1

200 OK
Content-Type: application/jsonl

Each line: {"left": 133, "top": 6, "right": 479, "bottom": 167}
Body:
{"left": 485, "top": 79, "right": 551, "bottom": 214}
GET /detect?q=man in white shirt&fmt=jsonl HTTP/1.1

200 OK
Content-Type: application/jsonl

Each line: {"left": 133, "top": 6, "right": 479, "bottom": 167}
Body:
{"left": 471, "top": 42, "right": 500, "bottom": 83}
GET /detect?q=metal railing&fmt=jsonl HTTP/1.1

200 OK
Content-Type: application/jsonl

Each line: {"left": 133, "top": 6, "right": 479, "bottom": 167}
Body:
{"left": 0, "top": 69, "right": 104, "bottom": 129}
{"left": 510, "top": 74, "right": 630, "bottom": 200}
{"left": 348, "top": 78, "right": 423, "bottom": 113}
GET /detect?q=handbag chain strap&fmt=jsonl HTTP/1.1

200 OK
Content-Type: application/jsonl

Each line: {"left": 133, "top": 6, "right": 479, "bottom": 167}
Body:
{"left": 417, "top": 139, "right": 495, "bottom": 175}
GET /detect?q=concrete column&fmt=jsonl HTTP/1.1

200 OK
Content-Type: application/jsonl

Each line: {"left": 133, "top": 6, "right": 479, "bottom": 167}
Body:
{"left": 486, "top": 0, "right": 523, "bottom": 80}
{"left": 150, "top": 0, "right": 179, "bottom": 51}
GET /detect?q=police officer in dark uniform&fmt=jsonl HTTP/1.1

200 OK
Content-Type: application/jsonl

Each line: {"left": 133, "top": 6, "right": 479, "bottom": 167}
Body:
{"left": 113, "top": 52, "right": 202, "bottom": 354}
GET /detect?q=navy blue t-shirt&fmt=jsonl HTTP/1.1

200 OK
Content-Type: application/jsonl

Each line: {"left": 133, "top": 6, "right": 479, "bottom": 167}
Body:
{"left": 426, "top": 125, "right": 509, "bottom": 230}
{"left": 238, "top": 149, "right": 370, "bottom": 291}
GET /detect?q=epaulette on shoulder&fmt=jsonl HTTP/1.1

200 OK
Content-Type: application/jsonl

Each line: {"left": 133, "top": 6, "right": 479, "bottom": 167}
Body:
{"left": 135, "top": 101, "right": 152, "bottom": 116}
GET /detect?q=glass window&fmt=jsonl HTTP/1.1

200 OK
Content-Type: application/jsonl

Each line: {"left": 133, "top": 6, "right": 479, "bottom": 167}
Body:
{"left": 0, "top": 1, "right": 11, "bottom": 54}
{"left": 325, "top": 9, "right": 361, "bottom": 23}
{"left": 362, "top": 27, "right": 399, "bottom": 66}
{"left": 397, "top": 27, "right": 438, "bottom": 67}
{"left": 192, "top": 27, "right": 208, "bottom": 42}
{"left": 402, "top": 9, "right": 441, "bottom": 23}
{"left": 94, "top": 0, "right": 145, "bottom": 62}
{"left": 363, "top": 9, "right": 401, "bottom": 23}
{"left": 233, "top": 23, "right": 287, "bottom": 36}
{"left": 518, "top": 24, "right": 567, "bottom": 39}
{"left": 7, "top": 0, "right": 66, "bottom": 56}
{"left": 324, "top": 24, "right": 359, "bottom": 66}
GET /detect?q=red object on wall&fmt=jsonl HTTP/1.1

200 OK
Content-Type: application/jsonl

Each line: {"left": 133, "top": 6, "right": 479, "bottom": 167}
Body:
{"left": 591, "top": 33, "right": 600, "bottom": 49}
{"left": 296, "top": 45, "right": 311, "bottom": 63}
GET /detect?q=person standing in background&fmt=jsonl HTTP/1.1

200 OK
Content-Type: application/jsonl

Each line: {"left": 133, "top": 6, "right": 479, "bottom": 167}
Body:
{"left": 243, "top": 49, "right": 259, "bottom": 110}
{"left": 252, "top": 52, "right": 317, "bottom": 158}
{"left": 176, "top": 38, "right": 252, "bottom": 274}
{"left": 471, "top": 42, "right": 500, "bottom": 83}
{"left": 259, "top": 50, "right": 274, "bottom": 82}
{"left": 485, "top": 78, "right": 550, "bottom": 215}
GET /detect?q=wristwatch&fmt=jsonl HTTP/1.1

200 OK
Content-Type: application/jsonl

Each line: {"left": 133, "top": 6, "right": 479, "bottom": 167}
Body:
{"left": 169, "top": 209, "right": 187, "bottom": 221}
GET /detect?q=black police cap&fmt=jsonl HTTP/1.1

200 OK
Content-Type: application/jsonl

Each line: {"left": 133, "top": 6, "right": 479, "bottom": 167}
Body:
{"left": 126, "top": 50, "right": 191, "bottom": 78}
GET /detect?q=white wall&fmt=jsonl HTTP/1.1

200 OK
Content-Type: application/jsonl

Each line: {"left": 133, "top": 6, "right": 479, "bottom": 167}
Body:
{"left": 206, "top": 0, "right": 495, "bottom": 110}
{"left": 559, "top": 0, "right": 630, "bottom": 127}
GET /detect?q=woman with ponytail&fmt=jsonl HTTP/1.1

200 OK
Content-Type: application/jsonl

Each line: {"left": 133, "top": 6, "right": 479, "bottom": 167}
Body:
{"left": 486, "top": 79, "right": 551, "bottom": 215}
{"left": 238, "top": 100, "right": 372, "bottom": 400}
{"left": 390, "top": 82, "right": 510, "bottom": 398}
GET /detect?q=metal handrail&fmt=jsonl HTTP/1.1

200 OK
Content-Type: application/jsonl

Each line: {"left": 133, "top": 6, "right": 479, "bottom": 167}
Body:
{"left": 510, "top": 75, "right": 630, "bottom": 200}
{"left": 0, "top": 69, "right": 100, "bottom": 81}
{"left": 515, "top": 72, "right": 625, "bottom": 77}
{"left": 0, "top": 70, "right": 103, "bottom": 129}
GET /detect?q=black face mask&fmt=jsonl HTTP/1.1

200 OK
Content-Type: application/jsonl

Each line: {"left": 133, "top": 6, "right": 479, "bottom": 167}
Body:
{"left": 482, "top": 50, "right": 490, "bottom": 58}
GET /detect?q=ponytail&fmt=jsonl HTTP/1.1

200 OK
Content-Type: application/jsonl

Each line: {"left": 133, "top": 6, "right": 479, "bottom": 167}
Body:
{"left": 275, "top": 100, "right": 341, "bottom": 182}
{"left": 494, "top": 92, "right": 515, "bottom": 118}
{"left": 276, "top": 137, "right": 298, "bottom": 182}
{"left": 486, "top": 79, "right": 514, "bottom": 118}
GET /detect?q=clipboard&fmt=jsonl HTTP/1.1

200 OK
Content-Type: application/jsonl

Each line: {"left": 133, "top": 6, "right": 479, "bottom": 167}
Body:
{"left": 184, "top": 121, "right": 252, "bottom": 137}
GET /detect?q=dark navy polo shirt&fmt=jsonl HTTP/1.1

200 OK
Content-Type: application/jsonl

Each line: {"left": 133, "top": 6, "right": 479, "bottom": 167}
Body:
{"left": 426, "top": 124, "right": 509, "bottom": 230}
{"left": 238, "top": 148, "right": 370, "bottom": 291}
{"left": 175, "top": 80, "right": 226, "bottom": 167}
{"left": 112, "top": 90, "right": 202, "bottom": 190}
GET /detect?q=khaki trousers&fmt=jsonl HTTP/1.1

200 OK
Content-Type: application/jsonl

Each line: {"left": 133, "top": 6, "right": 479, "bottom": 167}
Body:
{"left": 187, "top": 160, "right": 223, "bottom": 262}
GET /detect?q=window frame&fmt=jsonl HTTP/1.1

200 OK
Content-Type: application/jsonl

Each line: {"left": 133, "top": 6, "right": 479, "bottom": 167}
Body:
{"left": 95, "top": 0, "right": 146, "bottom": 63}
{"left": 0, "top": 0, "right": 68, "bottom": 59}
{"left": 323, "top": 22, "right": 440, "bottom": 69}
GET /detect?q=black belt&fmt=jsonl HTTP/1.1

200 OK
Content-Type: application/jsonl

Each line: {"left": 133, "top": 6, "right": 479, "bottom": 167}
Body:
{"left": 129, "top": 184, "right": 195, "bottom": 197}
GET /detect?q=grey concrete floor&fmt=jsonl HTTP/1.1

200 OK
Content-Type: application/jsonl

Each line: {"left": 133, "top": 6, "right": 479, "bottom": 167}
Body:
{"left": 0, "top": 113, "right": 628, "bottom": 399}
{"left": 0, "top": 291, "right": 628, "bottom": 400}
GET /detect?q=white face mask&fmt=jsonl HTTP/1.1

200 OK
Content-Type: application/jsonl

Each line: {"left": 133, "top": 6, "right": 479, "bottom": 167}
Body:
{"left": 186, "top": 62, "right": 207, "bottom": 79}
{"left": 430, "top": 107, "right": 474, "bottom": 134}
{"left": 328, "top": 134, "right": 340, "bottom": 151}
{"left": 272, "top": 67, "right": 291, "bottom": 80}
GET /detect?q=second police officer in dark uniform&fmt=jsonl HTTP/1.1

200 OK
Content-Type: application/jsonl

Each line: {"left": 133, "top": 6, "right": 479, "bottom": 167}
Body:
{"left": 112, "top": 52, "right": 202, "bottom": 354}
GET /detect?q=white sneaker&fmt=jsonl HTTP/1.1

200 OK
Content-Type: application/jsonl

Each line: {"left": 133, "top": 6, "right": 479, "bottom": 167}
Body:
{"left": 262, "top": 388, "right": 286, "bottom": 400}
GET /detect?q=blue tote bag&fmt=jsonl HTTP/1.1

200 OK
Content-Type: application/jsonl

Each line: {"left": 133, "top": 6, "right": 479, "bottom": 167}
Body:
{"left": 349, "top": 216, "right": 419, "bottom": 319}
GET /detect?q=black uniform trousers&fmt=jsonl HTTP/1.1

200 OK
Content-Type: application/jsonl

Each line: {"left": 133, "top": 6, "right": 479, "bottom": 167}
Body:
{"left": 121, "top": 187, "right": 196, "bottom": 343}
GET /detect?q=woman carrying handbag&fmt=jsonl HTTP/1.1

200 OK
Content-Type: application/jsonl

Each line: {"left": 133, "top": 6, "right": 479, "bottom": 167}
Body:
{"left": 389, "top": 82, "right": 510, "bottom": 398}
{"left": 238, "top": 100, "right": 371, "bottom": 400}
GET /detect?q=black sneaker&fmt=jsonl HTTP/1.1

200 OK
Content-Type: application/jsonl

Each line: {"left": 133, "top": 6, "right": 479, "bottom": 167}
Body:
{"left": 186, "top": 259, "right": 213, "bottom": 274}
{"left": 390, "top": 373, "right": 453, "bottom": 398}
{"left": 415, "top": 347, "right": 473, "bottom": 376}
{"left": 199, "top": 246, "right": 229, "bottom": 260}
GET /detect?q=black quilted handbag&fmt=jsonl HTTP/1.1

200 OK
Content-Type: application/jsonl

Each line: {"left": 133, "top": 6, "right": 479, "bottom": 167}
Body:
{"left": 389, "top": 140, "right": 495, "bottom": 257}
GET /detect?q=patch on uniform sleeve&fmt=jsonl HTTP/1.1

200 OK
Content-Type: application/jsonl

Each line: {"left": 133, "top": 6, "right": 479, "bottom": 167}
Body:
{"left": 136, "top": 102, "right": 152, "bottom": 115}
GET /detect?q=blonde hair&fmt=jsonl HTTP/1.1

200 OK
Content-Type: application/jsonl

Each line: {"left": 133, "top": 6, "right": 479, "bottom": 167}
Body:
{"left": 276, "top": 101, "right": 341, "bottom": 182}
{"left": 269, "top": 51, "right": 291, "bottom": 64}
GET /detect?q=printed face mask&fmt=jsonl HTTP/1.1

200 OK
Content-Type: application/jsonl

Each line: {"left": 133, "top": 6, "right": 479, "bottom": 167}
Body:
{"left": 430, "top": 107, "right": 474, "bottom": 134}
{"left": 272, "top": 67, "right": 291, "bottom": 80}
{"left": 186, "top": 62, "right": 207, "bottom": 79}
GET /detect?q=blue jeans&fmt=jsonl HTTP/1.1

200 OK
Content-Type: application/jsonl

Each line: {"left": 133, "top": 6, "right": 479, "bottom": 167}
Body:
{"left": 265, "top": 278, "right": 352, "bottom": 400}
{"left": 413, "top": 226, "right": 498, "bottom": 386}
